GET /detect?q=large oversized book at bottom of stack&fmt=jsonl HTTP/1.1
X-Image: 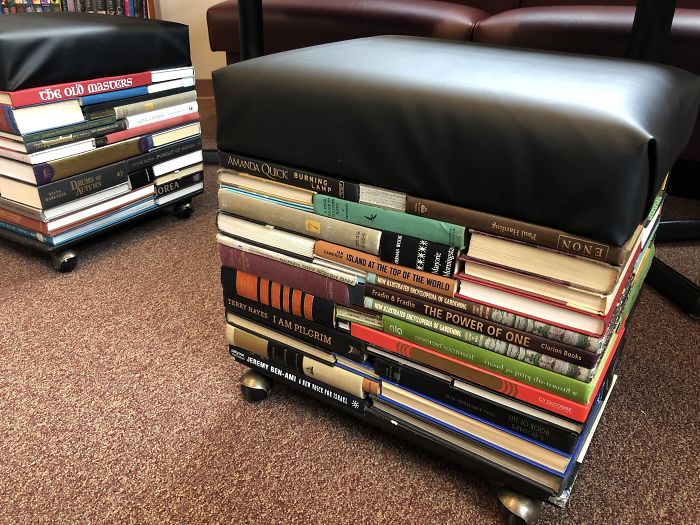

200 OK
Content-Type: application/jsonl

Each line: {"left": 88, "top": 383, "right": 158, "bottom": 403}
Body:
{"left": 0, "top": 66, "right": 205, "bottom": 248}
{"left": 215, "top": 155, "right": 657, "bottom": 505}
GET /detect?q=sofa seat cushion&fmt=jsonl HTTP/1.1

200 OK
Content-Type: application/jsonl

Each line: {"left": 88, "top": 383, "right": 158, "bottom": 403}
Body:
{"left": 214, "top": 36, "right": 700, "bottom": 245}
{"left": 473, "top": 6, "right": 700, "bottom": 75}
{"left": 207, "top": 0, "right": 489, "bottom": 60}
{"left": 473, "top": 6, "right": 700, "bottom": 161}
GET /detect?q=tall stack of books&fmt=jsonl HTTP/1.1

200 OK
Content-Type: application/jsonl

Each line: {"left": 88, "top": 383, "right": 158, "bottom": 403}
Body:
{"left": 216, "top": 150, "right": 658, "bottom": 503}
{"left": 212, "top": 35, "right": 700, "bottom": 509}
{"left": 0, "top": 63, "right": 204, "bottom": 250}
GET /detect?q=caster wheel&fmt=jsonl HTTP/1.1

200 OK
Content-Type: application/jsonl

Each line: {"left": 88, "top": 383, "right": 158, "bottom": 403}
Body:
{"left": 50, "top": 250, "right": 77, "bottom": 273}
{"left": 173, "top": 201, "right": 193, "bottom": 219}
{"left": 497, "top": 487, "right": 541, "bottom": 525}
{"left": 240, "top": 369, "right": 273, "bottom": 402}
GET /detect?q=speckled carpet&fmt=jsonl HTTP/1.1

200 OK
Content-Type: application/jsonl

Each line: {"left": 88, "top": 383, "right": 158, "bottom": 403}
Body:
{"left": 0, "top": 97, "right": 698, "bottom": 525}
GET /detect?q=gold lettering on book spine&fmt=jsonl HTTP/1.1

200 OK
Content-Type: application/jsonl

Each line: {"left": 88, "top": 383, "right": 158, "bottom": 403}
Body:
{"left": 557, "top": 234, "right": 609, "bottom": 261}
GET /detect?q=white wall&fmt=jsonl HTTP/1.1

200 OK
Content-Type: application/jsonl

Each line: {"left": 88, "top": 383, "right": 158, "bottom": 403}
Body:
{"left": 155, "top": 0, "right": 227, "bottom": 79}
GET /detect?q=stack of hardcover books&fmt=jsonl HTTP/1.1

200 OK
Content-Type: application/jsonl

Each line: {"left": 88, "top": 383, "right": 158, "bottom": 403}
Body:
{"left": 217, "top": 150, "right": 658, "bottom": 503}
{"left": 0, "top": 66, "right": 204, "bottom": 248}
{"left": 0, "top": 14, "right": 200, "bottom": 254}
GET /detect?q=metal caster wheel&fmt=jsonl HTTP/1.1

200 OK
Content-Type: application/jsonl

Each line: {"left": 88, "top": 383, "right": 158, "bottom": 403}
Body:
{"left": 50, "top": 249, "right": 77, "bottom": 273}
{"left": 497, "top": 487, "right": 542, "bottom": 525}
{"left": 240, "top": 369, "right": 273, "bottom": 402}
{"left": 173, "top": 201, "right": 193, "bottom": 219}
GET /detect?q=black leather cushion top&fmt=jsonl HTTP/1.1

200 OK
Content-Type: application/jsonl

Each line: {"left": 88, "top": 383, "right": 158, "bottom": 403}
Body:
{"left": 214, "top": 36, "right": 700, "bottom": 245}
{"left": 0, "top": 13, "right": 191, "bottom": 91}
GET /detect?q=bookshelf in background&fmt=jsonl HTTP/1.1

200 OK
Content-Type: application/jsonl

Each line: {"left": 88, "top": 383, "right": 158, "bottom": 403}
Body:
{"left": 0, "top": 0, "right": 156, "bottom": 17}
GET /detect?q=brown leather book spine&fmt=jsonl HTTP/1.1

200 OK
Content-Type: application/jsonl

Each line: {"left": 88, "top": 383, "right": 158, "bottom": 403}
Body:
{"left": 39, "top": 137, "right": 145, "bottom": 184}
{"left": 405, "top": 196, "right": 626, "bottom": 265}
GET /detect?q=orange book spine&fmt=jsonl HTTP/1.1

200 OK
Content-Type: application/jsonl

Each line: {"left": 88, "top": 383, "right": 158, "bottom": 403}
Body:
{"left": 235, "top": 270, "right": 316, "bottom": 323}
{"left": 314, "top": 240, "right": 456, "bottom": 297}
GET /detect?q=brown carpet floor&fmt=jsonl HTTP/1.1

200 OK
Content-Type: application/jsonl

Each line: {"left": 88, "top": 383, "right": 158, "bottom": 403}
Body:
{"left": 0, "top": 97, "right": 698, "bottom": 525}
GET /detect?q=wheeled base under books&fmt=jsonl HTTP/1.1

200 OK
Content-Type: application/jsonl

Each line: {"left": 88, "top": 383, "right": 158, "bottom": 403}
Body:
{"left": 0, "top": 194, "right": 200, "bottom": 273}
{"left": 238, "top": 369, "right": 544, "bottom": 525}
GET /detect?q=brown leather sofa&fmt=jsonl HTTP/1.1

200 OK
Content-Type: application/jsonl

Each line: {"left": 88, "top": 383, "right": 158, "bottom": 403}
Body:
{"left": 206, "top": 1, "right": 700, "bottom": 161}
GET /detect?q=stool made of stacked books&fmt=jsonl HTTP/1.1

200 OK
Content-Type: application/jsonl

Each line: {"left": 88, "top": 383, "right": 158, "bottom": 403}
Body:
{"left": 0, "top": 13, "right": 204, "bottom": 271}
{"left": 212, "top": 37, "right": 699, "bottom": 523}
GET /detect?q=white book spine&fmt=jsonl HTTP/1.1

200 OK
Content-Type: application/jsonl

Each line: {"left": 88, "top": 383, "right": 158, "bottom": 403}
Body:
{"left": 123, "top": 101, "right": 198, "bottom": 128}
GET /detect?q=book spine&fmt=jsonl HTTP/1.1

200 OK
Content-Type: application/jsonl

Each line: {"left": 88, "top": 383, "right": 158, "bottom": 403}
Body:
{"left": 218, "top": 189, "right": 381, "bottom": 254}
{"left": 367, "top": 297, "right": 594, "bottom": 382}
{"left": 123, "top": 102, "right": 199, "bottom": 129}
{"left": 352, "top": 323, "right": 593, "bottom": 422}
{"left": 314, "top": 240, "right": 455, "bottom": 297}
{"left": 314, "top": 194, "right": 466, "bottom": 248}
{"left": 382, "top": 315, "right": 595, "bottom": 402}
{"left": 365, "top": 284, "right": 597, "bottom": 369}
{"left": 24, "top": 119, "right": 126, "bottom": 153}
{"left": 218, "top": 150, "right": 361, "bottom": 202}
{"left": 0, "top": 207, "right": 46, "bottom": 234}
{"left": 80, "top": 85, "right": 147, "bottom": 106}
{"left": 229, "top": 345, "right": 369, "bottom": 416}
{"left": 126, "top": 135, "right": 201, "bottom": 172}
{"left": 406, "top": 196, "right": 626, "bottom": 265}
{"left": 370, "top": 274, "right": 602, "bottom": 353}
{"left": 378, "top": 231, "right": 459, "bottom": 277}
{"left": 373, "top": 357, "right": 579, "bottom": 454}
{"left": 34, "top": 158, "right": 130, "bottom": 208}
{"left": 104, "top": 112, "right": 198, "bottom": 145}
{"left": 61, "top": 0, "right": 68, "bottom": 10}
{"left": 218, "top": 243, "right": 355, "bottom": 306}
{"left": 0, "top": 219, "right": 45, "bottom": 243}
{"left": 224, "top": 290, "right": 367, "bottom": 363}
{"left": 218, "top": 234, "right": 361, "bottom": 287}
{"left": 112, "top": 91, "right": 197, "bottom": 118}
{"left": 21, "top": 116, "right": 117, "bottom": 143}
{"left": 0, "top": 106, "right": 19, "bottom": 134}
{"left": 155, "top": 171, "right": 203, "bottom": 199}
{"left": 34, "top": 137, "right": 146, "bottom": 185}
{"left": 4, "top": 72, "right": 153, "bottom": 108}
{"left": 228, "top": 324, "right": 376, "bottom": 399}
{"left": 221, "top": 266, "right": 336, "bottom": 328}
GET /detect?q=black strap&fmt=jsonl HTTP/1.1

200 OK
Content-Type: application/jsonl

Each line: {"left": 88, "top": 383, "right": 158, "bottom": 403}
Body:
{"left": 238, "top": 0, "right": 264, "bottom": 61}
{"left": 626, "top": 0, "right": 677, "bottom": 62}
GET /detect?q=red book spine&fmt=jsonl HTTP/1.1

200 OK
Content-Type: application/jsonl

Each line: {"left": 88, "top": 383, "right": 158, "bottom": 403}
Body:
{"left": 0, "top": 207, "right": 47, "bottom": 234}
{"left": 0, "top": 106, "right": 18, "bottom": 134}
{"left": 103, "top": 112, "right": 200, "bottom": 145}
{"left": 218, "top": 243, "right": 352, "bottom": 305}
{"left": 351, "top": 322, "right": 624, "bottom": 422}
{"left": 2, "top": 71, "right": 153, "bottom": 108}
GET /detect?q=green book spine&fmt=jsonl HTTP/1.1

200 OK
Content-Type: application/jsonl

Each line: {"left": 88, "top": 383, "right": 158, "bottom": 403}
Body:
{"left": 623, "top": 244, "right": 654, "bottom": 320}
{"left": 21, "top": 116, "right": 117, "bottom": 143}
{"left": 313, "top": 194, "right": 466, "bottom": 248}
{"left": 382, "top": 315, "right": 597, "bottom": 403}
{"left": 365, "top": 297, "right": 594, "bottom": 382}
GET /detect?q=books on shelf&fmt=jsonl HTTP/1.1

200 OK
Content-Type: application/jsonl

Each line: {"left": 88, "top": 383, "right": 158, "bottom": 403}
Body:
{"left": 0, "top": 1, "right": 153, "bottom": 19}
{"left": 215, "top": 147, "right": 657, "bottom": 503}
